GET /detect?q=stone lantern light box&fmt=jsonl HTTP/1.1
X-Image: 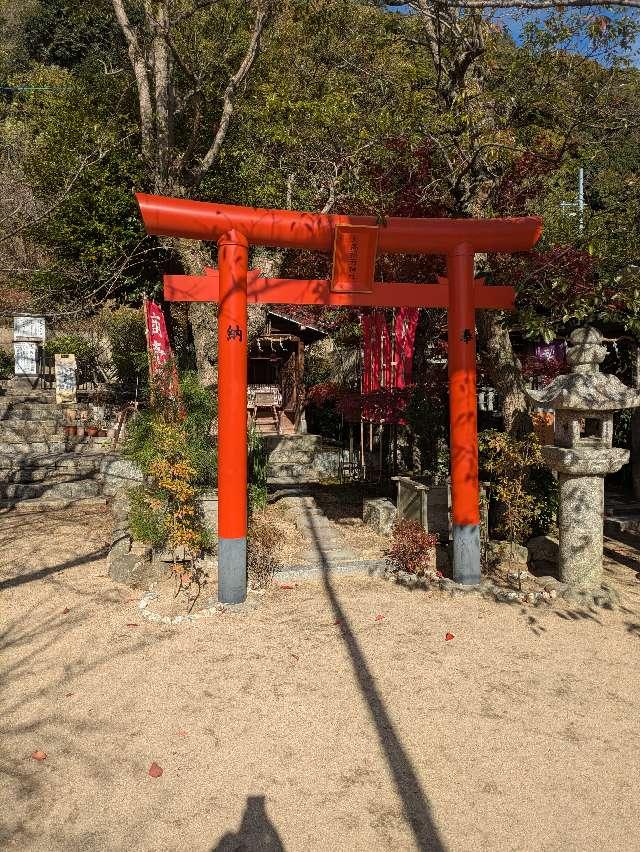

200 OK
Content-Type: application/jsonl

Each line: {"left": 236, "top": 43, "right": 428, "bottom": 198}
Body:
{"left": 528, "top": 327, "right": 640, "bottom": 591}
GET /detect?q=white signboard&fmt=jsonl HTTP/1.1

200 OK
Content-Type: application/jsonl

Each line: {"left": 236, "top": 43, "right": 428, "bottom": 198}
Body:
{"left": 14, "top": 342, "right": 39, "bottom": 376}
{"left": 14, "top": 315, "right": 46, "bottom": 341}
{"left": 55, "top": 354, "right": 77, "bottom": 404}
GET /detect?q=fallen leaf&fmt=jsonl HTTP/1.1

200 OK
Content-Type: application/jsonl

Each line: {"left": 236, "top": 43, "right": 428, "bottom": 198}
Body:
{"left": 148, "top": 762, "right": 163, "bottom": 778}
{"left": 31, "top": 750, "right": 47, "bottom": 761}
{"left": 375, "top": 614, "right": 385, "bottom": 621}
{"left": 62, "top": 607, "right": 70, "bottom": 614}
{"left": 445, "top": 632, "right": 455, "bottom": 641}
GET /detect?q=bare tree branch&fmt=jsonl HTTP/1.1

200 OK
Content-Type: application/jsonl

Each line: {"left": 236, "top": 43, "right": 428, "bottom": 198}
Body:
{"left": 191, "top": 4, "right": 269, "bottom": 183}
{"left": 111, "top": 0, "right": 155, "bottom": 162}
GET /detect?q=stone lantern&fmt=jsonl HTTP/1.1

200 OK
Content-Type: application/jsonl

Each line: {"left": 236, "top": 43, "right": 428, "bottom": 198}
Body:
{"left": 528, "top": 327, "right": 640, "bottom": 590}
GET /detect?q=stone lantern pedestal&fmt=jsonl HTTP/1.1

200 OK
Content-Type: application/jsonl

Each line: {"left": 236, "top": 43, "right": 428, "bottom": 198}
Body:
{"left": 528, "top": 327, "right": 640, "bottom": 591}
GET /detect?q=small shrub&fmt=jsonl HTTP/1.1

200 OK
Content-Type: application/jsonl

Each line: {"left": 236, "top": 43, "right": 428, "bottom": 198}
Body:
{"left": 386, "top": 519, "right": 439, "bottom": 577}
{"left": 43, "top": 334, "right": 98, "bottom": 375}
{"left": 125, "top": 370, "right": 216, "bottom": 488}
{"left": 124, "top": 370, "right": 216, "bottom": 609}
{"left": 247, "top": 513, "right": 282, "bottom": 589}
{"left": 102, "top": 306, "right": 148, "bottom": 388}
{"left": 479, "top": 429, "right": 555, "bottom": 544}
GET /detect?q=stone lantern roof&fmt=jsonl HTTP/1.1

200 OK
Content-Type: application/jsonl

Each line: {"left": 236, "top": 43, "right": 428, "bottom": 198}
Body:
{"left": 527, "top": 327, "right": 640, "bottom": 412}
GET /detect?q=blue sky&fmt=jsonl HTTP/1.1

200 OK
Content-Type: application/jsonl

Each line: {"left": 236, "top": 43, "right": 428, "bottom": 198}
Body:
{"left": 388, "top": 3, "right": 640, "bottom": 65}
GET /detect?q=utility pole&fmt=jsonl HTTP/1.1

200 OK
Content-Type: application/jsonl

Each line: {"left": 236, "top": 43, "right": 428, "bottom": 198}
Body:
{"left": 560, "top": 168, "right": 585, "bottom": 234}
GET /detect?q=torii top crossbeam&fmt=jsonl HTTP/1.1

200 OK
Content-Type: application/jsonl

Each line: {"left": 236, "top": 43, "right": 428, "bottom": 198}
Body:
{"left": 136, "top": 192, "right": 542, "bottom": 604}
{"left": 137, "top": 193, "right": 540, "bottom": 254}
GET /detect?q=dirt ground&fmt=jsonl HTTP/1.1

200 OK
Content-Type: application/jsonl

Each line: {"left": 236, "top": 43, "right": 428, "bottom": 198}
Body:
{"left": 1, "top": 507, "right": 640, "bottom": 852}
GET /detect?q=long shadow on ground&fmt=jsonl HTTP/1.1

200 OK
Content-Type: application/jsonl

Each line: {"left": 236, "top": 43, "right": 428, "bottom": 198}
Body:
{"left": 303, "top": 503, "right": 446, "bottom": 852}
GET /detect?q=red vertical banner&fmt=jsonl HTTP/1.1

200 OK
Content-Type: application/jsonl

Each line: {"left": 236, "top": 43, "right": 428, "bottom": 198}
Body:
{"left": 394, "top": 307, "right": 419, "bottom": 388}
{"left": 144, "top": 297, "right": 184, "bottom": 412}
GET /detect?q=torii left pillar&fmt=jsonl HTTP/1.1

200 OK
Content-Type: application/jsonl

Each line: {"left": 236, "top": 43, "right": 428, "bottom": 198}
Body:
{"left": 217, "top": 230, "right": 248, "bottom": 603}
{"left": 447, "top": 244, "right": 480, "bottom": 584}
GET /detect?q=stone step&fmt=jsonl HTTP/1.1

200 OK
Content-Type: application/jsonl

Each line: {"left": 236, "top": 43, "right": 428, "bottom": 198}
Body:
{"left": 0, "top": 496, "right": 109, "bottom": 513}
{"left": 0, "top": 462, "right": 103, "bottom": 483}
{"left": 0, "top": 397, "right": 88, "bottom": 420}
{"left": 2, "top": 393, "right": 57, "bottom": 404}
{"left": 0, "top": 450, "right": 109, "bottom": 472}
{"left": 0, "top": 423, "right": 65, "bottom": 440}
{"left": 604, "top": 515, "right": 640, "bottom": 535}
{"left": 0, "top": 405, "right": 70, "bottom": 423}
{"left": 0, "top": 440, "right": 67, "bottom": 454}
{"left": 268, "top": 462, "right": 319, "bottom": 476}
{"left": 67, "top": 438, "right": 113, "bottom": 454}
{"left": 268, "top": 451, "right": 318, "bottom": 465}
{"left": 0, "top": 478, "right": 103, "bottom": 500}
{"left": 1, "top": 416, "right": 64, "bottom": 428}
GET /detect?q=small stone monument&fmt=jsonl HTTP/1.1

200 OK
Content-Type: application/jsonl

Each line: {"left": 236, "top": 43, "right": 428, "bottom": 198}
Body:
{"left": 54, "top": 353, "right": 77, "bottom": 404}
{"left": 528, "top": 327, "right": 640, "bottom": 590}
{"left": 13, "top": 313, "right": 46, "bottom": 379}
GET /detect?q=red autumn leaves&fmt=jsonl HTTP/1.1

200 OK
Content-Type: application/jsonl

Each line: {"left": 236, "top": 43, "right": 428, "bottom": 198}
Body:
{"left": 30, "top": 749, "right": 165, "bottom": 779}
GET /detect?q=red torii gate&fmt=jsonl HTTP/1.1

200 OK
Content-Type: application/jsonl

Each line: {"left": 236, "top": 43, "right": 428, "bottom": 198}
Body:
{"left": 136, "top": 193, "right": 542, "bottom": 603}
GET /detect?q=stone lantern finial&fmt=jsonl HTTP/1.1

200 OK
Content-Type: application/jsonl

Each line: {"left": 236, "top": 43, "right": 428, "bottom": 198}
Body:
{"left": 565, "top": 326, "right": 607, "bottom": 373}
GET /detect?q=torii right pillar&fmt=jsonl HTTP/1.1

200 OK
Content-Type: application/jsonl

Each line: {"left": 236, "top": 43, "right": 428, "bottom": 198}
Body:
{"left": 447, "top": 243, "right": 481, "bottom": 584}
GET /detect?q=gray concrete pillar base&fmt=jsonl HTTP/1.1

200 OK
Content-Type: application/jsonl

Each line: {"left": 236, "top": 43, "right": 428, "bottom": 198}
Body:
{"left": 218, "top": 537, "right": 247, "bottom": 604}
{"left": 452, "top": 524, "right": 481, "bottom": 585}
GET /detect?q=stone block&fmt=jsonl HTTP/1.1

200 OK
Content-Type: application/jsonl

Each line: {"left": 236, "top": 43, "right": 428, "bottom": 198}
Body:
{"left": 363, "top": 497, "right": 397, "bottom": 536}
{"left": 154, "top": 545, "right": 187, "bottom": 563}
{"left": 100, "top": 456, "right": 143, "bottom": 495}
{"left": 527, "top": 535, "right": 559, "bottom": 575}
{"left": 485, "top": 539, "right": 528, "bottom": 565}
{"left": 109, "top": 549, "right": 168, "bottom": 587}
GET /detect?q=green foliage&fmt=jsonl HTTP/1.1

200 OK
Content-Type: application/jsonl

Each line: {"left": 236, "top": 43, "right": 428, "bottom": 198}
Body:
{"left": 102, "top": 306, "right": 148, "bottom": 387}
{"left": 21, "top": 0, "right": 121, "bottom": 70}
{"left": 125, "top": 370, "right": 217, "bottom": 488}
{"left": 479, "top": 429, "right": 556, "bottom": 544}
{"left": 128, "top": 486, "right": 167, "bottom": 550}
{"left": 126, "top": 418, "right": 214, "bottom": 558}
{"left": 404, "top": 383, "right": 449, "bottom": 481}
{"left": 124, "top": 371, "right": 217, "bottom": 566}
{"left": 43, "top": 333, "right": 98, "bottom": 374}
{"left": 248, "top": 422, "right": 268, "bottom": 513}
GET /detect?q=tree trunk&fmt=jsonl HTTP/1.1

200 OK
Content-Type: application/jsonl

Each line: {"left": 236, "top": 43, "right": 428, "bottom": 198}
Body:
{"left": 247, "top": 245, "right": 286, "bottom": 340}
{"left": 476, "top": 311, "right": 530, "bottom": 434}
{"left": 171, "top": 238, "right": 218, "bottom": 388}
{"left": 631, "top": 343, "right": 640, "bottom": 498}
